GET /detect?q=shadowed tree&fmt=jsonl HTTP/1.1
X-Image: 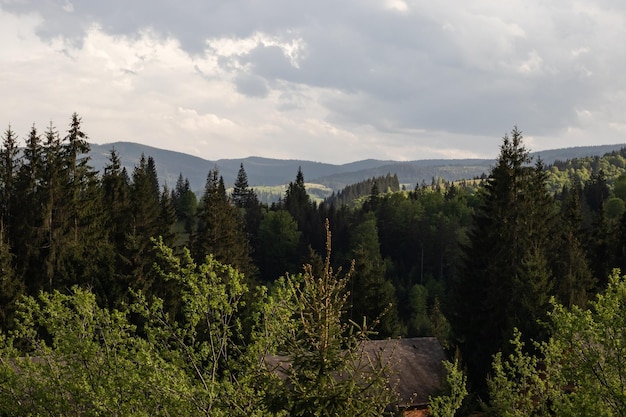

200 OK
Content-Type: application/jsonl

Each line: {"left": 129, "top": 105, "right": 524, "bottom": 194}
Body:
{"left": 451, "top": 127, "right": 556, "bottom": 391}
{"left": 193, "top": 168, "right": 255, "bottom": 280}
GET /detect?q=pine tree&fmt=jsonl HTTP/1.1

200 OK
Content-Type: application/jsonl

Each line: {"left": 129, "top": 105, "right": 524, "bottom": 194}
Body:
{"left": 40, "top": 122, "right": 66, "bottom": 291}
{"left": 193, "top": 168, "right": 255, "bottom": 279}
{"left": 55, "top": 114, "right": 108, "bottom": 290}
{"left": 553, "top": 186, "right": 596, "bottom": 307}
{"left": 231, "top": 163, "right": 263, "bottom": 246}
{"left": 283, "top": 167, "right": 310, "bottom": 229}
{"left": 0, "top": 228, "right": 23, "bottom": 331}
{"left": 121, "top": 154, "right": 162, "bottom": 291}
{"left": 347, "top": 212, "right": 400, "bottom": 337}
{"left": 256, "top": 210, "right": 301, "bottom": 282}
{"left": 101, "top": 148, "right": 132, "bottom": 305}
{"left": 272, "top": 220, "right": 394, "bottom": 415}
{"left": 451, "top": 127, "right": 556, "bottom": 390}
{"left": 232, "top": 163, "right": 252, "bottom": 209}
{"left": 158, "top": 185, "right": 177, "bottom": 247}
{"left": 0, "top": 125, "right": 20, "bottom": 233}
{"left": 12, "top": 125, "right": 45, "bottom": 286}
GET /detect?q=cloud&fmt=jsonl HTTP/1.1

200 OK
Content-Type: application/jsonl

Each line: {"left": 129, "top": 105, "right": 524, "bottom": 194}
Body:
{"left": 1, "top": 1, "right": 626, "bottom": 164}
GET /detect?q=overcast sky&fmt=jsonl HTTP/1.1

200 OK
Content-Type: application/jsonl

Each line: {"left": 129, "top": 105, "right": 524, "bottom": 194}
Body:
{"left": 1, "top": 1, "right": 625, "bottom": 164}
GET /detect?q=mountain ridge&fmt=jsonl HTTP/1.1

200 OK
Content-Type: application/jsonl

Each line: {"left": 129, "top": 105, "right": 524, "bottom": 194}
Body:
{"left": 89, "top": 141, "right": 626, "bottom": 198}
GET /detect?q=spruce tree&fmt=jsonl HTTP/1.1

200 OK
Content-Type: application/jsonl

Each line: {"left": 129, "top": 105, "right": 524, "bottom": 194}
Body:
{"left": 60, "top": 113, "right": 107, "bottom": 288}
{"left": 553, "top": 186, "right": 596, "bottom": 307}
{"left": 158, "top": 185, "right": 177, "bottom": 247}
{"left": 173, "top": 173, "right": 197, "bottom": 235}
{"left": 231, "top": 163, "right": 262, "bottom": 246}
{"left": 13, "top": 125, "right": 44, "bottom": 286}
{"left": 272, "top": 220, "right": 394, "bottom": 415}
{"left": 232, "top": 163, "right": 252, "bottom": 209}
{"left": 450, "top": 127, "right": 556, "bottom": 391}
{"left": 122, "top": 154, "right": 162, "bottom": 291}
{"left": 283, "top": 167, "right": 310, "bottom": 229}
{"left": 193, "top": 168, "right": 255, "bottom": 279}
{"left": 0, "top": 228, "right": 23, "bottom": 331}
{"left": 256, "top": 210, "right": 301, "bottom": 282}
{"left": 101, "top": 148, "right": 132, "bottom": 305}
{"left": 347, "top": 212, "right": 400, "bottom": 337}
{"left": 40, "top": 122, "right": 66, "bottom": 291}
{"left": 0, "top": 125, "right": 20, "bottom": 234}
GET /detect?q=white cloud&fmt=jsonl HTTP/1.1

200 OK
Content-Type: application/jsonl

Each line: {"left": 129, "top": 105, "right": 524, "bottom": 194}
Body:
{"left": 1, "top": 1, "right": 626, "bottom": 164}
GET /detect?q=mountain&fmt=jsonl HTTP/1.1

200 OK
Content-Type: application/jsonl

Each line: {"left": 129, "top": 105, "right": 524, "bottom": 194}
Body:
{"left": 89, "top": 141, "right": 626, "bottom": 199}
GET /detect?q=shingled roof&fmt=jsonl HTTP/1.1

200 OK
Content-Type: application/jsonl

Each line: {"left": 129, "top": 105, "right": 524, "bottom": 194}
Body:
{"left": 265, "top": 337, "right": 446, "bottom": 409}
{"left": 364, "top": 337, "right": 446, "bottom": 407}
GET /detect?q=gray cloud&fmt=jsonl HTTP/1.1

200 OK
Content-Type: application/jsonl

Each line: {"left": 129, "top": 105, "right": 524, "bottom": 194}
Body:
{"left": 1, "top": 0, "right": 626, "bottom": 163}
{"left": 234, "top": 73, "right": 269, "bottom": 98}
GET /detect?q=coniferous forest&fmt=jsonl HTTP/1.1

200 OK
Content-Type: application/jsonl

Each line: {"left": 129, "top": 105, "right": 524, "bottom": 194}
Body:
{"left": 3, "top": 115, "right": 626, "bottom": 415}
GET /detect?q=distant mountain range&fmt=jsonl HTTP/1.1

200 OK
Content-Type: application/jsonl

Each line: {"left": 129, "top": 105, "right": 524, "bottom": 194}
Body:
{"left": 89, "top": 142, "right": 626, "bottom": 198}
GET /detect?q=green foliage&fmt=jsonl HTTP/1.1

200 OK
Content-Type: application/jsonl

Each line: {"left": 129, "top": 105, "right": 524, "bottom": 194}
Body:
{"left": 489, "top": 269, "right": 626, "bottom": 416}
{"left": 270, "top": 221, "right": 395, "bottom": 416}
{"left": 0, "top": 287, "right": 195, "bottom": 416}
{"left": 451, "top": 128, "right": 557, "bottom": 389}
{"left": 0, "top": 240, "right": 279, "bottom": 416}
{"left": 348, "top": 213, "right": 400, "bottom": 337}
{"left": 257, "top": 210, "right": 301, "bottom": 282}
{"left": 429, "top": 358, "right": 468, "bottom": 417}
{"left": 0, "top": 234, "right": 23, "bottom": 330}
{"left": 326, "top": 173, "right": 400, "bottom": 208}
{"left": 489, "top": 329, "right": 556, "bottom": 417}
{"left": 193, "top": 168, "right": 255, "bottom": 279}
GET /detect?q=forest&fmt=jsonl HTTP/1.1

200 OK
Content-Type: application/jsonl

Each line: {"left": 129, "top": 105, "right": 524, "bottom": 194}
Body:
{"left": 2, "top": 114, "right": 626, "bottom": 415}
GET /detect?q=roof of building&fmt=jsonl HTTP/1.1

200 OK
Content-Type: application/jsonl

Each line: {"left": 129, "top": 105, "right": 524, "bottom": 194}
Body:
{"left": 265, "top": 336, "right": 447, "bottom": 408}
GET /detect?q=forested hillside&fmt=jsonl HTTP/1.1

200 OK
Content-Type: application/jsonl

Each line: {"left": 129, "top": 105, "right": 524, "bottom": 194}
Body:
{"left": 89, "top": 141, "right": 626, "bottom": 201}
{"left": 3, "top": 115, "right": 626, "bottom": 414}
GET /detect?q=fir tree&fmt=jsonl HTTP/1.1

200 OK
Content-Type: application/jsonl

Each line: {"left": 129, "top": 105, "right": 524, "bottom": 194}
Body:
{"left": 193, "top": 168, "right": 255, "bottom": 279}
{"left": 451, "top": 127, "right": 556, "bottom": 391}
{"left": 0, "top": 228, "right": 23, "bottom": 331}
{"left": 0, "top": 125, "right": 20, "bottom": 233}
{"left": 553, "top": 186, "right": 596, "bottom": 307}
{"left": 12, "top": 125, "right": 44, "bottom": 285}
{"left": 347, "top": 212, "right": 400, "bottom": 337}
{"left": 283, "top": 167, "right": 310, "bottom": 229}
{"left": 172, "top": 173, "right": 197, "bottom": 235}
{"left": 121, "top": 154, "right": 162, "bottom": 292}
{"left": 40, "top": 122, "right": 66, "bottom": 290}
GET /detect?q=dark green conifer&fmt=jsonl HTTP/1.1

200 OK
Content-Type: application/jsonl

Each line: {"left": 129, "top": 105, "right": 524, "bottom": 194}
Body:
{"left": 193, "top": 168, "right": 255, "bottom": 279}
{"left": 450, "top": 127, "right": 556, "bottom": 391}
{"left": 12, "top": 125, "right": 44, "bottom": 285}
{"left": 347, "top": 212, "right": 400, "bottom": 337}
{"left": 0, "top": 229, "right": 23, "bottom": 331}
{"left": 0, "top": 125, "right": 20, "bottom": 233}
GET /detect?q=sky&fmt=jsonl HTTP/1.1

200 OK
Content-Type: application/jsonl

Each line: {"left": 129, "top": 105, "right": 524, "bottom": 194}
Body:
{"left": 1, "top": 1, "right": 626, "bottom": 164}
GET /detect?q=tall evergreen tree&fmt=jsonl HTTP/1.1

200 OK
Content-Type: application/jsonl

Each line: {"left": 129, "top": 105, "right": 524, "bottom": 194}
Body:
{"left": 231, "top": 163, "right": 263, "bottom": 246}
{"left": 122, "top": 154, "right": 162, "bottom": 291}
{"left": 256, "top": 210, "right": 301, "bottom": 282}
{"left": 232, "top": 163, "right": 252, "bottom": 209}
{"left": 193, "top": 168, "right": 255, "bottom": 279}
{"left": 101, "top": 148, "right": 132, "bottom": 305}
{"left": 40, "top": 122, "right": 66, "bottom": 291}
{"left": 347, "top": 212, "right": 400, "bottom": 337}
{"left": 283, "top": 167, "right": 310, "bottom": 228}
{"left": 0, "top": 229, "right": 23, "bottom": 331}
{"left": 158, "top": 185, "right": 177, "bottom": 247}
{"left": 63, "top": 112, "right": 94, "bottom": 244}
{"left": 12, "top": 125, "right": 44, "bottom": 285}
{"left": 553, "top": 186, "right": 596, "bottom": 307}
{"left": 0, "top": 125, "right": 20, "bottom": 235}
{"left": 450, "top": 128, "right": 556, "bottom": 391}
{"left": 172, "top": 173, "right": 197, "bottom": 236}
